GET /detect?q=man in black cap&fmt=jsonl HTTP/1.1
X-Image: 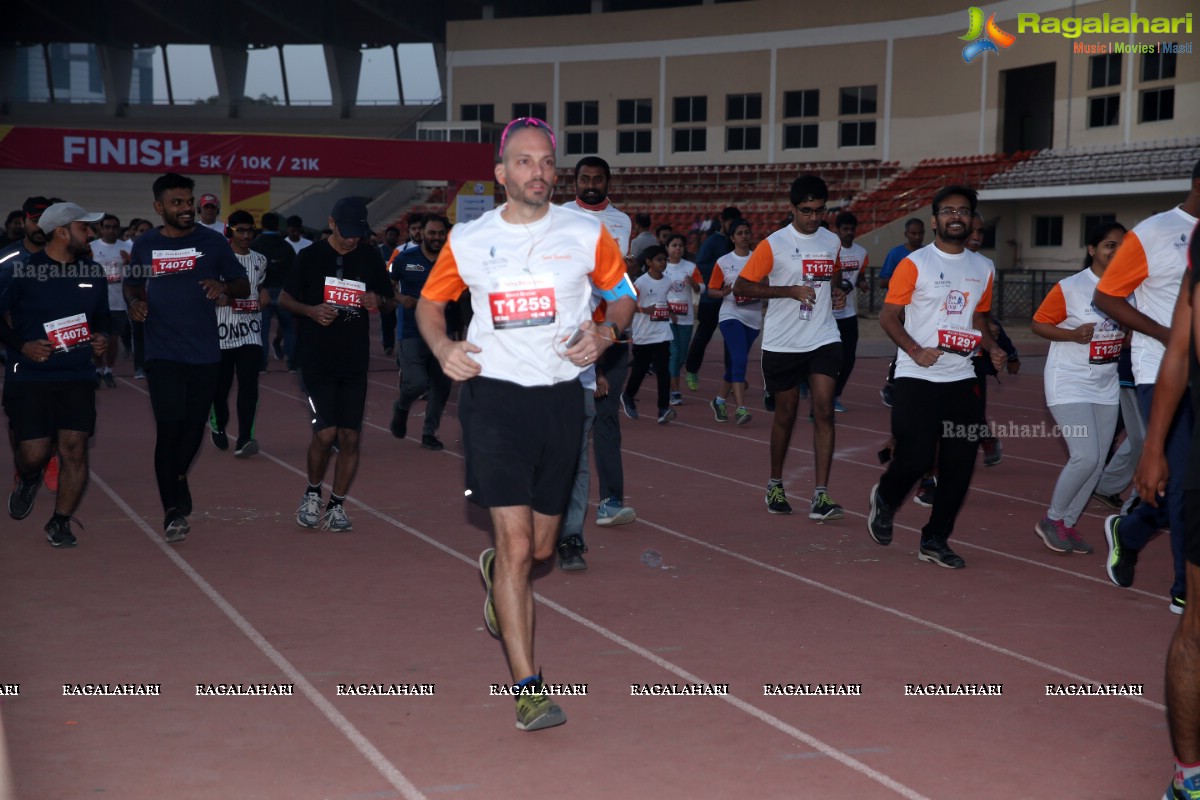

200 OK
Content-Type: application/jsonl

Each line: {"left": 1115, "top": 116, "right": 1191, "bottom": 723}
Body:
{"left": 279, "top": 197, "right": 395, "bottom": 532}
{"left": 1, "top": 202, "right": 110, "bottom": 547}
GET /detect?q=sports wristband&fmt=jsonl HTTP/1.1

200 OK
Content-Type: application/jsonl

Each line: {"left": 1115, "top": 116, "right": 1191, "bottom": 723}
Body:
{"left": 907, "top": 343, "right": 922, "bottom": 356}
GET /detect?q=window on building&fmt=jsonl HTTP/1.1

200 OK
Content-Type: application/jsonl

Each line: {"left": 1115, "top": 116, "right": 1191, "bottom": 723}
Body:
{"left": 618, "top": 98, "right": 652, "bottom": 126}
{"left": 1080, "top": 213, "right": 1117, "bottom": 247}
{"left": 618, "top": 129, "right": 651, "bottom": 154}
{"left": 673, "top": 128, "right": 707, "bottom": 153}
{"left": 674, "top": 95, "right": 707, "bottom": 123}
{"left": 1142, "top": 49, "right": 1177, "bottom": 81}
{"left": 566, "top": 131, "right": 599, "bottom": 155}
{"left": 512, "top": 102, "right": 547, "bottom": 120}
{"left": 1033, "top": 216, "right": 1064, "bottom": 247}
{"left": 783, "top": 124, "right": 818, "bottom": 149}
{"left": 838, "top": 121, "right": 876, "bottom": 148}
{"left": 1140, "top": 87, "right": 1175, "bottom": 123}
{"left": 565, "top": 100, "right": 598, "bottom": 127}
{"left": 461, "top": 104, "right": 494, "bottom": 123}
{"left": 726, "top": 126, "right": 762, "bottom": 151}
{"left": 783, "top": 89, "right": 819, "bottom": 119}
{"left": 839, "top": 85, "right": 877, "bottom": 116}
{"left": 1088, "top": 94, "right": 1120, "bottom": 127}
{"left": 726, "top": 93, "right": 762, "bottom": 121}
{"left": 1089, "top": 53, "right": 1122, "bottom": 89}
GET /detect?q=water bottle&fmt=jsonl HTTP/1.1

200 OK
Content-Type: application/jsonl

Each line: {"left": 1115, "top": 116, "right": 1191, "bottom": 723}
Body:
{"left": 798, "top": 279, "right": 815, "bottom": 321}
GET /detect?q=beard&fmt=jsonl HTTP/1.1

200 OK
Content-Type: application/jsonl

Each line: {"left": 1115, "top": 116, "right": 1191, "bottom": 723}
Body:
{"left": 578, "top": 188, "right": 606, "bottom": 205}
{"left": 936, "top": 220, "right": 968, "bottom": 244}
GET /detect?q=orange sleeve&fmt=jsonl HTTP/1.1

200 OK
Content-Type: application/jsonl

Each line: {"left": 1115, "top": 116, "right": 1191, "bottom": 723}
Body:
{"left": 1032, "top": 284, "right": 1067, "bottom": 324}
{"left": 883, "top": 258, "right": 918, "bottom": 305}
{"left": 386, "top": 246, "right": 400, "bottom": 270}
{"left": 592, "top": 300, "right": 608, "bottom": 324}
{"left": 691, "top": 266, "right": 703, "bottom": 284}
{"left": 708, "top": 264, "right": 726, "bottom": 291}
{"left": 420, "top": 242, "right": 467, "bottom": 302}
{"left": 738, "top": 240, "right": 776, "bottom": 283}
{"left": 590, "top": 229, "right": 629, "bottom": 291}
{"left": 1095, "top": 231, "right": 1148, "bottom": 298}
{"left": 975, "top": 271, "right": 993, "bottom": 313}
{"left": 862, "top": 253, "right": 869, "bottom": 269}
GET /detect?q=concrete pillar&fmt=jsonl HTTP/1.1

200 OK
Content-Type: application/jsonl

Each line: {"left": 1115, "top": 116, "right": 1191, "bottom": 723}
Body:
{"left": 98, "top": 44, "right": 132, "bottom": 116}
{"left": 324, "top": 44, "right": 361, "bottom": 119}
{"left": 0, "top": 46, "right": 20, "bottom": 107}
{"left": 210, "top": 44, "right": 248, "bottom": 118}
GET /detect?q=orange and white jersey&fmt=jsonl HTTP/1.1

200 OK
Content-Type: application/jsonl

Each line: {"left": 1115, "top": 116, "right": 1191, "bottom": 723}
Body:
{"left": 561, "top": 199, "right": 632, "bottom": 256}
{"left": 422, "top": 204, "right": 631, "bottom": 386}
{"left": 664, "top": 259, "right": 696, "bottom": 325}
{"left": 631, "top": 272, "right": 674, "bottom": 345}
{"left": 738, "top": 224, "right": 841, "bottom": 353}
{"left": 1034, "top": 268, "right": 1120, "bottom": 406}
{"left": 1094, "top": 206, "right": 1198, "bottom": 385}
{"left": 833, "top": 241, "right": 868, "bottom": 320}
{"left": 885, "top": 243, "right": 995, "bottom": 384}
{"left": 709, "top": 251, "right": 760, "bottom": 329}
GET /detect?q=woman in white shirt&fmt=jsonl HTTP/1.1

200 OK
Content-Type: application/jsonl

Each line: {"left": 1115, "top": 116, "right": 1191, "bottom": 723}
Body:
{"left": 705, "top": 220, "right": 757, "bottom": 425}
{"left": 664, "top": 233, "right": 697, "bottom": 405}
{"left": 1030, "top": 221, "right": 1127, "bottom": 554}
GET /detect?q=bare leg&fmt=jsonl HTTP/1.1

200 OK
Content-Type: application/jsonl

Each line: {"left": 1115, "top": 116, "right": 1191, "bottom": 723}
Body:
{"left": 490, "top": 505, "right": 561, "bottom": 681}
{"left": 1167, "top": 561, "right": 1200, "bottom": 762}
{"left": 808, "top": 373, "right": 837, "bottom": 488}
{"left": 14, "top": 438, "right": 51, "bottom": 478}
{"left": 53, "top": 431, "right": 89, "bottom": 516}
{"left": 330, "top": 428, "right": 360, "bottom": 497}
{"left": 306, "top": 427, "right": 337, "bottom": 486}
{"left": 769, "top": 387, "right": 800, "bottom": 479}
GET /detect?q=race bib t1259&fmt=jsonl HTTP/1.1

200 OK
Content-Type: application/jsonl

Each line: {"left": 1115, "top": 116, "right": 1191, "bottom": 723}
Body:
{"left": 488, "top": 273, "right": 557, "bottom": 329}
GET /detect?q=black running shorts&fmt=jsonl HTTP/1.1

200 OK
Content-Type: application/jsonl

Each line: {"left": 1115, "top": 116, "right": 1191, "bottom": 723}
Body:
{"left": 761, "top": 342, "right": 843, "bottom": 394}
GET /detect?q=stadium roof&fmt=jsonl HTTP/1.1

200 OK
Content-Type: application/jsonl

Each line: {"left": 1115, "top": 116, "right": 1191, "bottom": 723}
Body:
{"left": 2, "top": 0, "right": 745, "bottom": 47}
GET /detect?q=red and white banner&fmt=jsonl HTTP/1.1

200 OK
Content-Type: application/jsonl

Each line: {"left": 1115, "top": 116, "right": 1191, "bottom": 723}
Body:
{"left": 0, "top": 125, "right": 494, "bottom": 181}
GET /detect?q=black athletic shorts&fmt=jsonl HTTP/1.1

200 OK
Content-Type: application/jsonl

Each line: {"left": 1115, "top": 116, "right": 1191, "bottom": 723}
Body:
{"left": 761, "top": 342, "right": 843, "bottom": 394}
{"left": 303, "top": 369, "right": 369, "bottom": 432}
{"left": 459, "top": 376, "right": 583, "bottom": 514}
{"left": 146, "top": 360, "right": 221, "bottom": 425}
{"left": 4, "top": 380, "right": 96, "bottom": 442}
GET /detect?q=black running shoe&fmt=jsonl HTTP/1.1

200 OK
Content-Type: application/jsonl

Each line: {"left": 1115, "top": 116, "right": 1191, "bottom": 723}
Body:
{"left": 45, "top": 517, "right": 78, "bottom": 548}
{"left": 390, "top": 402, "right": 408, "bottom": 439}
{"left": 8, "top": 474, "right": 39, "bottom": 521}
{"left": 918, "top": 539, "right": 965, "bottom": 569}
{"left": 210, "top": 427, "right": 229, "bottom": 451}
{"left": 867, "top": 483, "right": 894, "bottom": 546}
{"left": 557, "top": 534, "right": 588, "bottom": 571}
{"left": 421, "top": 435, "right": 445, "bottom": 451}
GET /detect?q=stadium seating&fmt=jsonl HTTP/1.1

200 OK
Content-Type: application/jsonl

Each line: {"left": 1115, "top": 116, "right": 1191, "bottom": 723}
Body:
{"left": 983, "top": 137, "right": 1200, "bottom": 189}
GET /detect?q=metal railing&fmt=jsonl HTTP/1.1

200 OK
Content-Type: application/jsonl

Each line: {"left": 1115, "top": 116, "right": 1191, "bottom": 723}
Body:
{"left": 857, "top": 267, "right": 1077, "bottom": 321}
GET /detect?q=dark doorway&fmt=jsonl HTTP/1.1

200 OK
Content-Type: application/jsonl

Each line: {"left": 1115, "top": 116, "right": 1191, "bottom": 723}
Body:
{"left": 1001, "top": 62, "right": 1055, "bottom": 153}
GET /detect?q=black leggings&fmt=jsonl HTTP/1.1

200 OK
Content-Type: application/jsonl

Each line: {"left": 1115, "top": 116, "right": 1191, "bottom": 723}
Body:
{"left": 626, "top": 341, "right": 671, "bottom": 412}
{"left": 211, "top": 345, "right": 262, "bottom": 445}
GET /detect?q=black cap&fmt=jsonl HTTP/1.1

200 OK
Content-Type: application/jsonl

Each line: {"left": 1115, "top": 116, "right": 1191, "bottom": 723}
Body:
{"left": 331, "top": 197, "right": 370, "bottom": 240}
{"left": 23, "top": 196, "right": 51, "bottom": 218}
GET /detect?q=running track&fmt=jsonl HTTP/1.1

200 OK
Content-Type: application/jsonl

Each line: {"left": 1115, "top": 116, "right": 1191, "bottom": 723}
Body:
{"left": 0, "top": 326, "right": 1176, "bottom": 799}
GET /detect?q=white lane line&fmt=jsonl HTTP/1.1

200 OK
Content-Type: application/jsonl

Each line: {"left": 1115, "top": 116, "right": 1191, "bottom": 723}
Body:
{"left": 254, "top": 450, "right": 934, "bottom": 800}
{"left": 107, "top": 381, "right": 427, "bottom": 799}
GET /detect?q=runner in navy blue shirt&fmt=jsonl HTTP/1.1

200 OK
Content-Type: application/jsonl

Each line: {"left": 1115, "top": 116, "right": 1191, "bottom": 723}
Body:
{"left": 125, "top": 173, "right": 249, "bottom": 543}
{"left": 0, "top": 202, "right": 110, "bottom": 547}
{"left": 388, "top": 214, "right": 455, "bottom": 449}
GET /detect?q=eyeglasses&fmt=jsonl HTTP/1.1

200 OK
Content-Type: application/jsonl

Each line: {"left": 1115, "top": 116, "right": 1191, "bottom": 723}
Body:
{"left": 937, "top": 207, "right": 973, "bottom": 218}
{"left": 499, "top": 117, "right": 557, "bottom": 154}
{"left": 795, "top": 205, "right": 827, "bottom": 217}
{"left": 231, "top": 226, "right": 255, "bottom": 235}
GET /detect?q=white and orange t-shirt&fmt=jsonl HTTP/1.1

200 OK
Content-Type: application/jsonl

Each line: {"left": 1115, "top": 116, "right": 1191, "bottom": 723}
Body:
{"left": 884, "top": 243, "right": 995, "bottom": 383}
{"left": 421, "top": 204, "right": 630, "bottom": 386}
{"left": 1094, "top": 206, "right": 1198, "bottom": 385}
{"left": 833, "top": 241, "right": 868, "bottom": 320}
{"left": 561, "top": 199, "right": 632, "bottom": 256}
{"left": 631, "top": 272, "right": 674, "bottom": 345}
{"left": 664, "top": 259, "right": 695, "bottom": 325}
{"left": 738, "top": 224, "right": 842, "bottom": 353}
{"left": 1033, "top": 267, "right": 1120, "bottom": 407}
{"left": 709, "top": 251, "right": 759, "bottom": 329}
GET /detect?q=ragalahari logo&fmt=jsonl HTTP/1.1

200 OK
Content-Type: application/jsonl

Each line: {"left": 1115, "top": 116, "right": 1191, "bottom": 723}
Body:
{"left": 960, "top": 7, "right": 1016, "bottom": 62}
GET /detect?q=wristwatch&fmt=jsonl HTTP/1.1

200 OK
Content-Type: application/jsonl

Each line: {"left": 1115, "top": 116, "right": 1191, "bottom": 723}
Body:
{"left": 600, "top": 322, "right": 625, "bottom": 342}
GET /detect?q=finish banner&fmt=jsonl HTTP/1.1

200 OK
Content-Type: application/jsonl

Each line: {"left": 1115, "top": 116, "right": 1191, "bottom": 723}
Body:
{"left": 0, "top": 126, "right": 494, "bottom": 181}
